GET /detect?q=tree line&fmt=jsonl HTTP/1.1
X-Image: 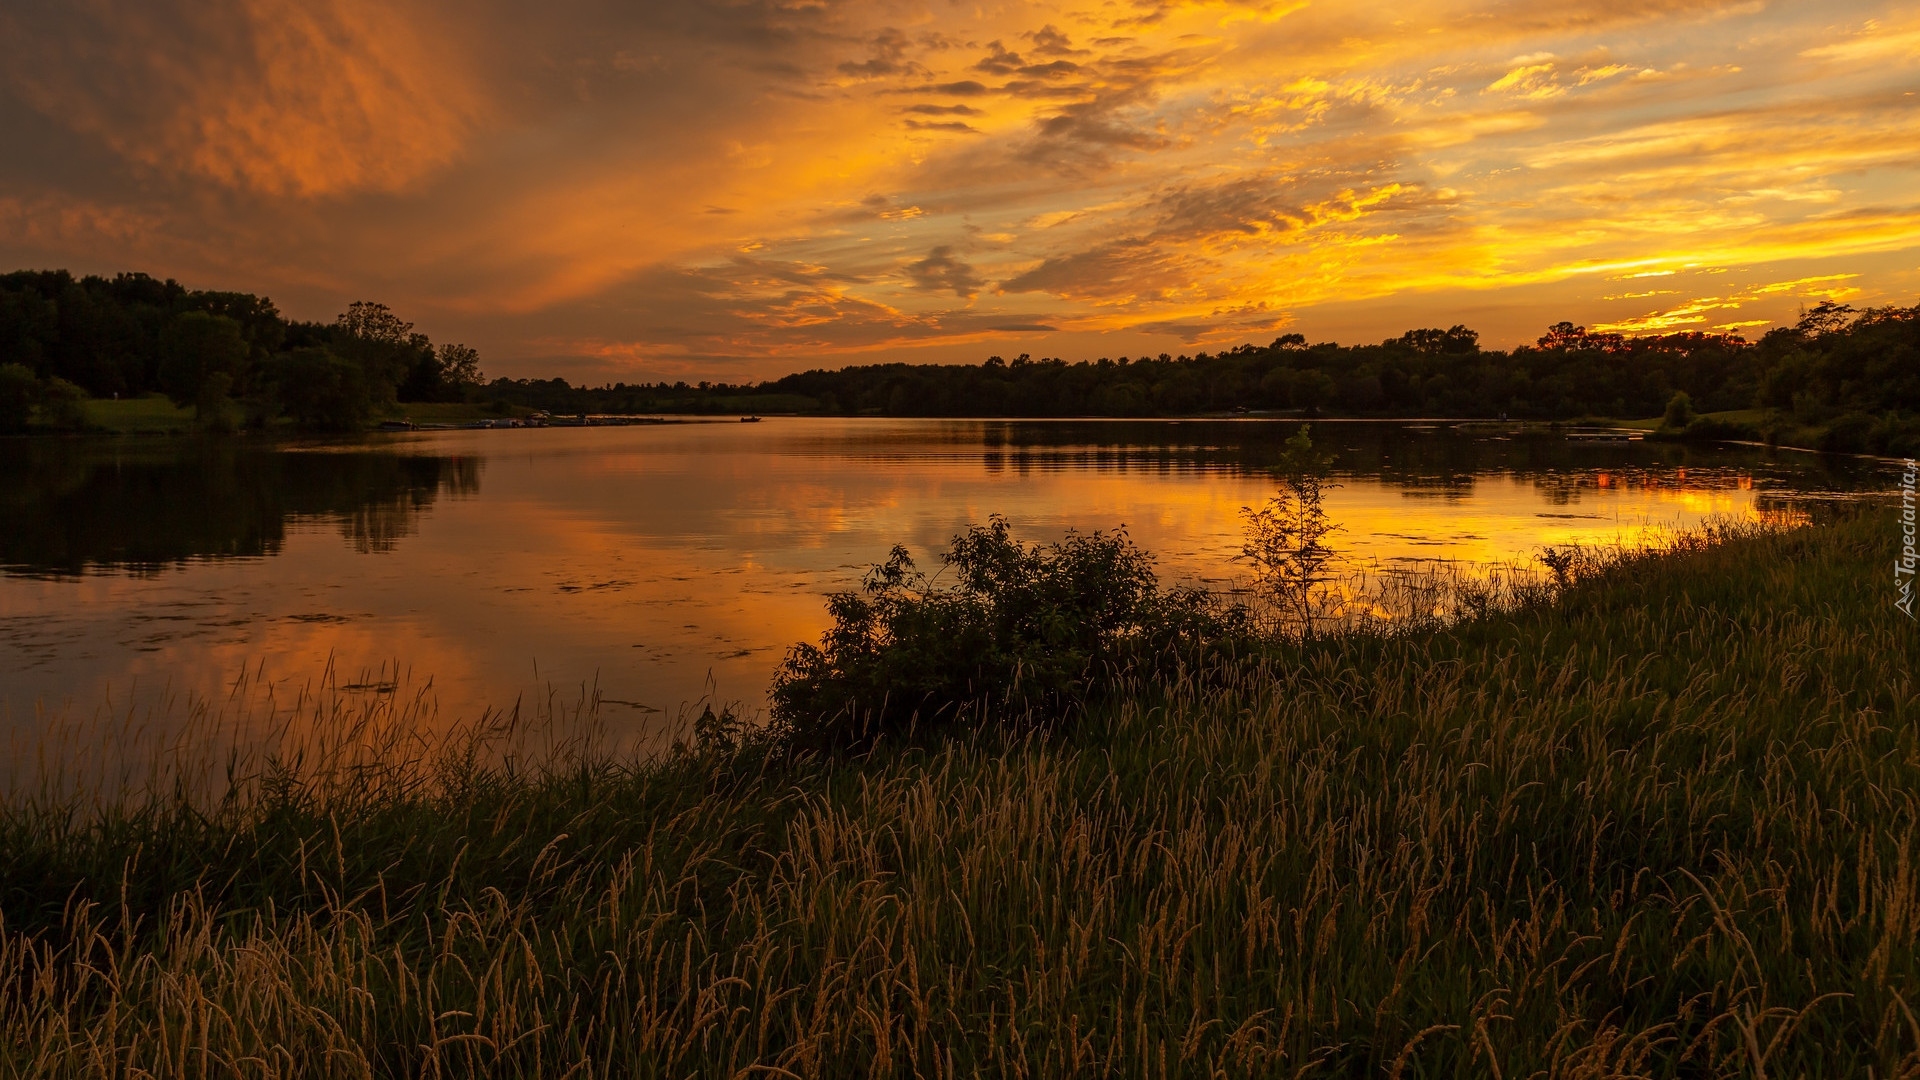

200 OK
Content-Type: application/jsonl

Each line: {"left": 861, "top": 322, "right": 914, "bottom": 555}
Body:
{"left": 0, "top": 270, "right": 483, "bottom": 432}
{"left": 485, "top": 300, "right": 1918, "bottom": 454}
{"left": 5, "top": 268, "right": 1916, "bottom": 454}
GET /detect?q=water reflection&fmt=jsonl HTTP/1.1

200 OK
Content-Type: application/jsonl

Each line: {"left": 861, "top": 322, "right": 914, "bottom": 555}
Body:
{"left": 0, "top": 441, "right": 481, "bottom": 575}
{"left": 811, "top": 418, "right": 1869, "bottom": 482}
{"left": 0, "top": 420, "right": 1894, "bottom": 742}
{"left": 957, "top": 420, "right": 1875, "bottom": 519}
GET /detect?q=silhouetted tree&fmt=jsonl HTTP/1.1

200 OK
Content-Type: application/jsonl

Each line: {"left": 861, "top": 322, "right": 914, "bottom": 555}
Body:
{"left": 159, "top": 312, "right": 250, "bottom": 426}
{"left": 335, "top": 301, "right": 429, "bottom": 405}
{"left": 268, "top": 348, "right": 373, "bottom": 431}
{"left": 38, "top": 376, "right": 89, "bottom": 431}
{"left": 0, "top": 363, "right": 36, "bottom": 432}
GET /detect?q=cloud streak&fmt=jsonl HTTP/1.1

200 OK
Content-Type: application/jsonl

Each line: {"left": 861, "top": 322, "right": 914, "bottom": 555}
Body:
{"left": 2, "top": 0, "right": 1918, "bottom": 380}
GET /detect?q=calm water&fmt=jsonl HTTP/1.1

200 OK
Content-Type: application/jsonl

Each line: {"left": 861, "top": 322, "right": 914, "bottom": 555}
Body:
{"left": 0, "top": 419, "right": 1895, "bottom": 740}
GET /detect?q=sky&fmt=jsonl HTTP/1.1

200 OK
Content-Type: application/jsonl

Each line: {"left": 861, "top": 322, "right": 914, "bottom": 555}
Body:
{"left": 1, "top": 0, "right": 1918, "bottom": 383}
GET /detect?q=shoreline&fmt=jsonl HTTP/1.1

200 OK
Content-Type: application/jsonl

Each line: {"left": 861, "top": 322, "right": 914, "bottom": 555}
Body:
{"left": 4, "top": 510, "right": 1915, "bottom": 1071}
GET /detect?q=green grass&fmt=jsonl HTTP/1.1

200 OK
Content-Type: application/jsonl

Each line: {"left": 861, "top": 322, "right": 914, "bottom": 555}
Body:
{"left": 1611, "top": 407, "right": 1771, "bottom": 433}
{"left": 71, "top": 394, "right": 195, "bottom": 434}
{"left": 2, "top": 510, "right": 1916, "bottom": 1075}
{"left": 1607, "top": 408, "right": 1863, "bottom": 454}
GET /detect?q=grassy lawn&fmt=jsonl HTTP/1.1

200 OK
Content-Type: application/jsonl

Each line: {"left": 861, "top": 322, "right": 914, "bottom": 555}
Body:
{"left": 1609, "top": 407, "right": 1772, "bottom": 432}
{"left": 2, "top": 508, "right": 1914, "bottom": 1073}
{"left": 72, "top": 394, "right": 196, "bottom": 434}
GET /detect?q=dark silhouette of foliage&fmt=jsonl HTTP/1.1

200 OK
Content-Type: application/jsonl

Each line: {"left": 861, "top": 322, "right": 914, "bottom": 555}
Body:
{"left": 0, "top": 363, "right": 37, "bottom": 433}
{"left": 1661, "top": 391, "right": 1695, "bottom": 431}
{"left": 479, "top": 304, "right": 1917, "bottom": 433}
{"left": 769, "top": 518, "right": 1238, "bottom": 751}
{"left": 1241, "top": 426, "right": 1341, "bottom": 639}
{"left": 0, "top": 271, "right": 483, "bottom": 430}
{"left": 2, "top": 267, "right": 1915, "bottom": 436}
{"left": 159, "top": 311, "right": 250, "bottom": 426}
{"left": 37, "top": 377, "right": 88, "bottom": 431}
{"left": 265, "top": 348, "right": 374, "bottom": 432}
{"left": 0, "top": 439, "right": 480, "bottom": 574}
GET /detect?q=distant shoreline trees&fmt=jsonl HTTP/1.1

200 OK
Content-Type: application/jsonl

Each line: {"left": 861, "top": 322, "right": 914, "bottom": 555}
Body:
{"left": 0, "top": 271, "right": 483, "bottom": 432}
{"left": 481, "top": 300, "right": 1920, "bottom": 454}
{"left": 3, "top": 269, "right": 1915, "bottom": 451}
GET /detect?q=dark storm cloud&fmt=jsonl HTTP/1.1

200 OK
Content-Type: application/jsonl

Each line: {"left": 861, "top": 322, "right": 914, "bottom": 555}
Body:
{"left": 997, "top": 169, "right": 1429, "bottom": 306}
{"left": 838, "top": 28, "right": 927, "bottom": 78}
{"left": 1025, "top": 25, "right": 1089, "bottom": 58}
{"left": 999, "top": 240, "right": 1206, "bottom": 300}
{"left": 907, "top": 247, "right": 986, "bottom": 298}
{"left": 1146, "top": 169, "right": 1421, "bottom": 241}
{"left": 917, "top": 80, "right": 992, "bottom": 96}
{"left": 905, "top": 120, "right": 983, "bottom": 133}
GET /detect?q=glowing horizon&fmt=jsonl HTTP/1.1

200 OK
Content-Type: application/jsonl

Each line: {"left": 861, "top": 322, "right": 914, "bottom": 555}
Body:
{"left": 2, "top": 0, "right": 1917, "bottom": 382}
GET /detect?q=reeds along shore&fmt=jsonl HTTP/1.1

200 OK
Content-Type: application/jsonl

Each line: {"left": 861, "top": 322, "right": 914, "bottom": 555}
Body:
{"left": 2, "top": 509, "right": 1917, "bottom": 1076}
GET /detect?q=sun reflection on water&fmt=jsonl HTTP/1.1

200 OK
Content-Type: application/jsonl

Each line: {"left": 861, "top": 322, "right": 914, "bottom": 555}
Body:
{"left": 0, "top": 420, "right": 1890, "bottom": 745}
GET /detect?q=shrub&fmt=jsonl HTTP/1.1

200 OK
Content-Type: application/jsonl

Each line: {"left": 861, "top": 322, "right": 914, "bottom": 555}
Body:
{"left": 0, "top": 363, "right": 34, "bottom": 432}
{"left": 1867, "top": 413, "right": 1920, "bottom": 457}
{"left": 267, "top": 347, "right": 373, "bottom": 431}
{"left": 1241, "top": 426, "right": 1340, "bottom": 638}
{"left": 37, "top": 376, "right": 89, "bottom": 431}
{"left": 1676, "top": 413, "right": 1759, "bottom": 443}
{"left": 1661, "top": 390, "right": 1694, "bottom": 430}
{"left": 158, "top": 311, "right": 249, "bottom": 416}
{"left": 769, "top": 517, "right": 1235, "bottom": 752}
{"left": 1818, "top": 411, "right": 1875, "bottom": 454}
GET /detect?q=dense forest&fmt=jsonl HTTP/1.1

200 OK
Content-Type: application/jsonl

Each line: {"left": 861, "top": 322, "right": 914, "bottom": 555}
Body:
{"left": 4, "top": 269, "right": 1917, "bottom": 453}
{"left": 0, "top": 270, "right": 481, "bottom": 432}
{"left": 490, "top": 302, "right": 1920, "bottom": 454}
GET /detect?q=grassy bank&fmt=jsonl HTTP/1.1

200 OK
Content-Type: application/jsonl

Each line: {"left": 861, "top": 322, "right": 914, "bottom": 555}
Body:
{"left": 3, "top": 510, "right": 1916, "bottom": 1075}
{"left": 1607, "top": 406, "right": 1920, "bottom": 458}
{"left": 76, "top": 394, "right": 196, "bottom": 434}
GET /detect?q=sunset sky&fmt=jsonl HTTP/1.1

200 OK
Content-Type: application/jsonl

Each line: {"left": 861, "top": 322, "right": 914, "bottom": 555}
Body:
{"left": 2, "top": 0, "right": 1917, "bottom": 382}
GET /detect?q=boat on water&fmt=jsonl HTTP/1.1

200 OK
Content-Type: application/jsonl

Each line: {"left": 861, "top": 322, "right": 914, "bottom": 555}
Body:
{"left": 741, "top": 416, "right": 762, "bottom": 423}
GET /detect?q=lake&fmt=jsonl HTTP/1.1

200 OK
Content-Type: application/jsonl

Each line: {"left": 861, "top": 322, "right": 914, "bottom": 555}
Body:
{"left": 0, "top": 418, "right": 1896, "bottom": 749}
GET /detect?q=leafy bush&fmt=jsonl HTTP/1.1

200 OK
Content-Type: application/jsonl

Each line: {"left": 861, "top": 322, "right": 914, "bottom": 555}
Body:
{"left": 37, "top": 376, "right": 89, "bottom": 431}
{"left": 0, "top": 363, "right": 34, "bottom": 433}
{"left": 1240, "top": 425, "right": 1341, "bottom": 638}
{"left": 1661, "top": 390, "right": 1694, "bottom": 430}
{"left": 769, "top": 517, "right": 1236, "bottom": 751}
{"left": 1809, "top": 411, "right": 1920, "bottom": 456}
{"left": 1818, "top": 411, "right": 1875, "bottom": 454}
{"left": 1864, "top": 413, "right": 1920, "bottom": 457}
{"left": 1674, "top": 413, "right": 1759, "bottom": 442}
{"left": 266, "top": 347, "right": 373, "bottom": 431}
{"left": 158, "top": 311, "right": 249, "bottom": 416}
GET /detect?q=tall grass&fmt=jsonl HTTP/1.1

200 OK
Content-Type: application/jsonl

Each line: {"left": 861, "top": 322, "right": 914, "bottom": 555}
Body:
{"left": 3, "top": 509, "right": 1917, "bottom": 1076}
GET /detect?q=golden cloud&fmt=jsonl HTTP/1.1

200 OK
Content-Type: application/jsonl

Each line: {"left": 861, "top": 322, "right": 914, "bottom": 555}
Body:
{"left": 4, "top": 0, "right": 487, "bottom": 197}
{"left": 3, "top": 0, "right": 1919, "bottom": 378}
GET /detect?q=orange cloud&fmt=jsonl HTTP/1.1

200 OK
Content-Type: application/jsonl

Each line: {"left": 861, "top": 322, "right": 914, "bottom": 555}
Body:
{"left": 3, "top": 0, "right": 1919, "bottom": 379}
{"left": 4, "top": 0, "right": 486, "bottom": 197}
